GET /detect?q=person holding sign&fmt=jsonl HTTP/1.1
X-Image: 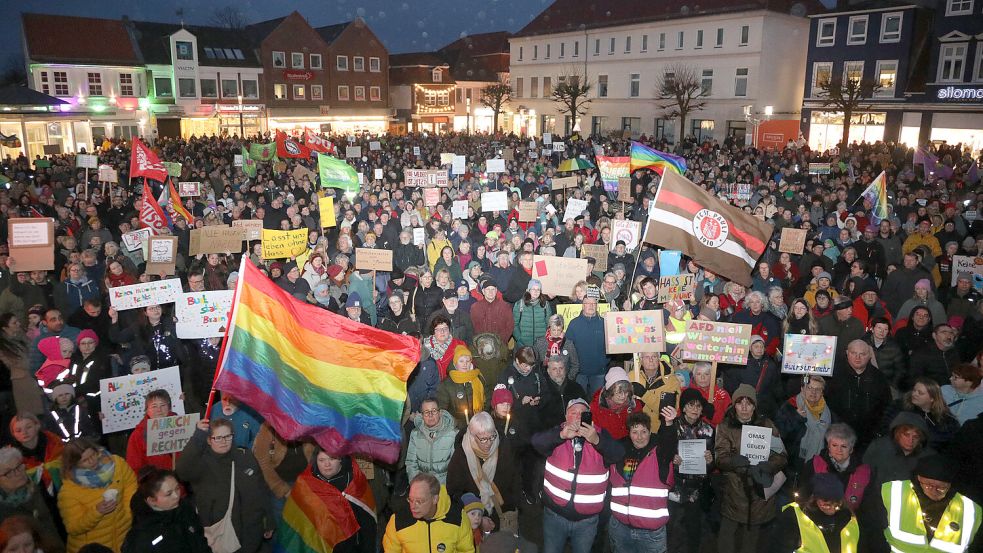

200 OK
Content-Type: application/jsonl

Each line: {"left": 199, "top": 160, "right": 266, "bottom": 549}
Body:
{"left": 714, "top": 384, "right": 787, "bottom": 553}
{"left": 669, "top": 388, "right": 716, "bottom": 553}
{"left": 631, "top": 352, "right": 681, "bottom": 433}
{"left": 125, "top": 390, "right": 181, "bottom": 475}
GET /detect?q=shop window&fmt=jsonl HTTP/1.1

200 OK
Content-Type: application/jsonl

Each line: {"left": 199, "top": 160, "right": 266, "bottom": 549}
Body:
{"left": 221, "top": 79, "right": 238, "bottom": 98}
{"left": 119, "top": 73, "right": 134, "bottom": 96}
{"left": 242, "top": 80, "right": 258, "bottom": 99}
{"left": 154, "top": 77, "right": 172, "bottom": 98}
{"left": 312, "top": 85, "right": 323, "bottom": 100}
{"left": 370, "top": 86, "right": 381, "bottom": 101}
{"left": 691, "top": 119, "right": 715, "bottom": 141}
{"left": 201, "top": 79, "right": 218, "bottom": 98}
{"left": 272, "top": 51, "right": 285, "bottom": 68}
{"left": 354, "top": 57, "right": 365, "bottom": 72}
{"left": 655, "top": 118, "right": 675, "bottom": 142}
{"left": 178, "top": 78, "right": 196, "bottom": 98}
{"left": 338, "top": 85, "right": 350, "bottom": 101}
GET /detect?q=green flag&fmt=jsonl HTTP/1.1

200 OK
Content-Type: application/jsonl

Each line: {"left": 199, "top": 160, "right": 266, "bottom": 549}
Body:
{"left": 34, "top": 159, "right": 51, "bottom": 169}
{"left": 242, "top": 147, "right": 257, "bottom": 178}
{"left": 163, "top": 161, "right": 182, "bottom": 177}
{"left": 317, "top": 153, "right": 358, "bottom": 193}
{"left": 249, "top": 142, "right": 275, "bottom": 162}
{"left": 0, "top": 174, "right": 10, "bottom": 188}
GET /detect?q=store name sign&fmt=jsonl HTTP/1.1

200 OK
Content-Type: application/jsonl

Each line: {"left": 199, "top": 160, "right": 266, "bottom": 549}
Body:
{"left": 937, "top": 86, "right": 983, "bottom": 100}
{"left": 284, "top": 70, "right": 315, "bottom": 81}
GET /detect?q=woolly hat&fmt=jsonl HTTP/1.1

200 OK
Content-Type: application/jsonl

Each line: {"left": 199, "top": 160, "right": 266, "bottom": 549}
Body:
{"left": 452, "top": 344, "right": 472, "bottom": 366}
{"left": 461, "top": 492, "right": 484, "bottom": 514}
{"left": 915, "top": 278, "right": 931, "bottom": 290}
{"left": 49, "top": 381, "right": 75, "bottom": 400}
{"left": 491, "top": 385, "right": 513, "bottom": 407}
{"left": 811, "top": 473, "right": 845, "bottom": 501}
{"left": 817, "top": 271, "right": 832, "bottom": 282}
{"left": 76, "top": 329, "right": 99, "bottom": 347}
{"left": 732, "top": 383, "right": 757, "bottom": 404}
{"left": 346, "top": 292, "right": 362, "bottom": 309}
{"left": 680, "top": 387, "right": 714, "bottom": 419}
{"left": 914, "top": 454, "right": 956, "bottom": 483}
{"left": 605, "top": 367, "right": 630, "bottom": 390}
{"left": 527, "top": 279, "right": 543, "bottom": 291}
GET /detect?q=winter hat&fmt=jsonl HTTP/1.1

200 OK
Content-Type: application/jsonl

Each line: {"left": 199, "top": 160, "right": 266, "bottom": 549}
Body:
{"left": 226, "top": 272, "right": 239, "bottom": 287}
{"left": 480, "top": 277, "right": 497, "bottom": 290}
{"left": 915, "top": 278, "right": 931, "bottom": 290}
{"left": 750, "top": 335, "right": 765, "bottom": 344}
{"left": 346, "top": 292, "right": 362, "bottom": 309}
{"left": 605, "top": 367, "right": 630, "bottom": 391}
{"left": 956, "top": 272, "right": 973, "bottom": 283}
{"left": 680, "top": 387, "right": 714, "bottom": 419}
{"left": 391, "top": 266, "right": 405, "bottom": 280}
{"left": 491, "top": 385, "right": 513, "bottom": 407}
{"left": 461, "top": 492, "right": 484, "bottom": 514}
{"left": 452, "top": 344, "right": 472, "bottom": 366}
{"left": 732, "top": 383, "right": 757, "bottom": 404}
{"left": 442, "top": 289, "right": 457, "bottom": 299}
{"left": 38, "top": 336, "right": 64, "bottom": 360}
{"left": 76, "top": 329, "right": 99, "bottom": 347}
{"left": 49, "top": 381, "right": 75, "bottom": 400}
{"left": 129, "top": 355, "right": 151, "bottom": 372}
{"left": 817, "top": 271, "right": 832, "bottom": 282}
{"left": 698, "top": 306, "right": 718, "bottom": 321}
{"left": 914, "top": 454, "right": 956, "bottom": 483}
{"left": 566, "top": 398, "right": 590, "bottom": 412}
{"left": 527, "top": 279, "right": 543, "bottom": 291}
{"left": 834, "top": 296, "right": 854, "bottom": 310}
{"left": 811, "top": 473, "right": 845, "bottom": 500}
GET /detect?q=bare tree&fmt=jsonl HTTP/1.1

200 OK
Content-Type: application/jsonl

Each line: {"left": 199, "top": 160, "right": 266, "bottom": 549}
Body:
{"left": 550, "top": 72, "right": 591, "bottom": 135}
{"left": 210, "top": 6, "right": 248, "bottom": 31}
{"left": 816, "top": 74, "right": 883, "bottom": 149}
{"left": 479, "top": 77, "right": 512, "bottom": 133}
{"left": 654, "top": 63, "right": 708, "bottom": 143}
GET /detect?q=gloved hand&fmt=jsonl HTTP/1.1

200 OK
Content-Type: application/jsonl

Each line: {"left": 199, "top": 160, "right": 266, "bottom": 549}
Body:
{"left": 731, "top": 455, "right": 751, "bottom": 469}
{"left": 750, "top": 464, "right": 775, "bottom": 488}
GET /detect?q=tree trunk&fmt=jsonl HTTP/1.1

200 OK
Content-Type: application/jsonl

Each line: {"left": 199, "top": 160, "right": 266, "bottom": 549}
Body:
{"left": 841, "top": 109, "right": 852, "bottom": 150}
{"left": 679, "top": 113, "right": 688, "bottom": 148}
{"left": 493, "top": 109, "right": 500, "bottom": 134}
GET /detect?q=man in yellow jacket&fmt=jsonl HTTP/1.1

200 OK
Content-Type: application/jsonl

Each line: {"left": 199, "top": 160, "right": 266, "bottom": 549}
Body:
{"left": 383, "top": 473, "right": 474, "bottom": 553}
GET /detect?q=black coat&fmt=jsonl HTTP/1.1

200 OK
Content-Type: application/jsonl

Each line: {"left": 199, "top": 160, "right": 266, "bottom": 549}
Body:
{"left": 122, "top": 497, "right": 210, "bottom": 553}
{"left": 445, "top": 433, "right": 522, "bottom": 518}
{"left": 825, "top": 364, "right": 892, "bottom": 450}
{"left": 771, "top": 503, "right": 855, "bottom": 553}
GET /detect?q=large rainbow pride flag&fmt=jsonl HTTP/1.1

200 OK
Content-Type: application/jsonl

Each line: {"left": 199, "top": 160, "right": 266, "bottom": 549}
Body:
{"left": 858, "top": 170, "right": 890, "bottom": 223}
{"left": 215, "top": 259, "right": 420, "bottom": 464}
{"left": 630, "top": 141, "right": 687, "bottom": 175}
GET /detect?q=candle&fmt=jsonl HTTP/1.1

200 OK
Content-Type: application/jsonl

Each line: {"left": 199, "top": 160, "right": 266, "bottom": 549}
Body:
{"left": 504, "top": 412, "right": 511, "bottom": 436}
{"left": 464, "top": 407, "right": 470, "bottom": 424}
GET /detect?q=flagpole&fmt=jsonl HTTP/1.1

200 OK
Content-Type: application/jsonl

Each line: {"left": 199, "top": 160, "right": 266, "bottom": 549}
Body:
{"left": 623, "top": 170, "right": 661, "bottom": 300}
{"left": 203, "top": 255, "right": 247, "bottom": 420}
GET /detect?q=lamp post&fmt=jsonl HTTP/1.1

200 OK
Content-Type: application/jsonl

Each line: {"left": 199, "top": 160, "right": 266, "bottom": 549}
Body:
{"left": 237, "top": 94, "right": 244, "bottom": 138}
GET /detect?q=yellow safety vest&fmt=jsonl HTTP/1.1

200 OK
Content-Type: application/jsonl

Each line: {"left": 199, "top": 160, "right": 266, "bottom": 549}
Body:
{"left": 881, "top": 480, "right": 982, "bottom": 553}
{"left": 783, "top": 502, "right": 859, "bottom": 553}
{"left": 665, "top": 314, "right": 692, "bottom": 344}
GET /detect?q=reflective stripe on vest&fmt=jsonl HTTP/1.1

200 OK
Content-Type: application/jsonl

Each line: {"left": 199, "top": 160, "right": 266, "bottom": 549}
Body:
{"left": 783, "top": 502, "right": 858, "bottom": 553}
{"left": 882, "top": 480, "right": 981, "bottom": 553}
{"left": 665, "top": 316, "right": 690, "bottom": 344}
{"left": 543, "top": 439, "right": 609, "bottom": 515}
{"left": 608, "top": 450, "right": 672, "bottom": 530}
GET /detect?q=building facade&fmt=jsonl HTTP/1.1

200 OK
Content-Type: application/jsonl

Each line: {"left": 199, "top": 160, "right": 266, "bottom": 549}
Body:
{"left": 389, "top": 53, "right": 457, "bottom": 133}
{"left": 439, "top": 32, "right": 512, "bottom": 133}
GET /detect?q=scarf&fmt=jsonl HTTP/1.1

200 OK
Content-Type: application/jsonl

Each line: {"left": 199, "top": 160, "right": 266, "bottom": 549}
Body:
{"left": 426, "top": 336, "right": 453, "bottom": 379}
{"left": 463, "top": 426, "right": 501, "bottom": 513}
{"left": 449, "top": 369, "right": 485, "bottom": 413}
{"left": 797, "top": 392, "right": 832, "bottom": 460}
{"left": 545, "top": 328, "right": 563, "bottom": 358}
{"left": 71, "top": 449, "right": 115, "bottom": 489}
{"left": 0, "top": 483, "right": 32, "bottom": 507}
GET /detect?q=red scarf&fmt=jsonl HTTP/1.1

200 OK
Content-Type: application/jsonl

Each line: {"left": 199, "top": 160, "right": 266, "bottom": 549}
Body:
{"left": 545, "top": 328, "right": 563, "bottom": 358}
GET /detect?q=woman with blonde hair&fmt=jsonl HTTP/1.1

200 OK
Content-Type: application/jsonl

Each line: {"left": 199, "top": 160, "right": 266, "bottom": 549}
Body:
{"left": 784, "top": 297, "right": 818, "bottom": 335}
{"left": 901, "top": 377, "right": 960, "bottom": 451}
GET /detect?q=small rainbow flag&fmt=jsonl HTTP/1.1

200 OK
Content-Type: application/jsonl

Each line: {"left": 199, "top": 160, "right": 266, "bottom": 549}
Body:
{"left": 215, "top": 259, "right": 420, "bottom": 464}
{"left": 858, "top": 170, "right": 890, "bottom": 223}
{"left": 630, "top": 141, "right": 687, "bottom": 175}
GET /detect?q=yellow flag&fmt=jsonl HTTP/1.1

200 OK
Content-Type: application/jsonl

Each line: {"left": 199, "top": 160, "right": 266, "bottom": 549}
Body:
{"left": 318, "top": 196, "right": 336, "bottom": 228}
{"left": 261, "top": 228, "right": 308, "bottom": 259}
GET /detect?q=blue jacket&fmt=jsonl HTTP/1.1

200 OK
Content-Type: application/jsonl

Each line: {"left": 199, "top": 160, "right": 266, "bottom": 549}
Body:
{"left": 407, "top": 357, "right": 440, "bottom": 413}
{"left": 565, "top": 313, "right": 608, "bottom": 377}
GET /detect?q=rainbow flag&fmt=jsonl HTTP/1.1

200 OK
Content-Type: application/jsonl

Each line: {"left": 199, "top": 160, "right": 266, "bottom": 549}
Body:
{"left": 275, "top": 459, "right": 375, "bottom": 553}
{"left": 859, "top": 170, "right": 890, "bottom": 223}
{"left": 630, "top": 141, "right": 687, "bottom": 175}
{"left": 595, "top": 156, "right": 630, "bottom": 192}
{"left": 215, "top": 259, "right": 420, "bottom": 464}
{"left": 167, "top": 180, "right": 193, "bottom": 223}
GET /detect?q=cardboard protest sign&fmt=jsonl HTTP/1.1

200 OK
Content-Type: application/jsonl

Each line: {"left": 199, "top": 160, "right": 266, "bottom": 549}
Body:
{"left": 580, "top": 244, "right": 609, "bottom": 271}
{"left": 555, "top": 303, "right": 611, "bottom": 330}
{"left": 679, "top": 320, "right": 752, "bottom": 364}
{"left": 121, "top": 228, "right": 151, "bottom": 252}
{"left": 610, "top": 220, "right": 642, "bottom": 252}
{"left": 604, "top": 310, "right": 666, "bottom": 354}
{"left": 440, "top": 153, "right": 455, "bottom": 165}
{"left": 502, "top": 149, "right": 514, "bottom": 161}
{"left": 98, "top": 165, "right": 118, "bottom": 183}
{"left": 533, "top": 255, "right": 589, "bottom": 297}
{"left": 657, "top": 274, "right": 696, "bottom": 303}
{"left": 346, "top": 146, "right": 361, "bottom": 159}
{"left": 951, "top": 256, "right": 983, "bottom": 287}
{"left": 147, "top": 413, "right": 200, "bottom": 455}
{"left": 7, "top": 218, "right": 54, "bottom": 271}
{"left": 189, "top": 227, "right": 244, "bottom": 256}
{"left": 355, "top": 248, "right": 393, "bottom": 271}
{"left": 178, "top": 182, "right": 201, "bottom": 197}
{"left": 145, "top": 236, "right": 177, "bottom": 275}
{"left": 261, "top": 228, "right": 308, "bottom": 260}
{"left": 369, "top": 141, "right": 382, "bottom": 151}
{"left": 175, "top": 291, "right": 234, "bottom": 339}
{"left": 100, "top": 366, "right": 184, "bottom": 433}
{"left": 318, "top": 196, "right": 337, "bottom": 228}
{"left": 518, "top": 201, "right": 538, "bottom": 223}
{"left": 551, "top": 176, "right": 579, "bottom": 190}
{"left": 618, "top": 177, "right": 632, "bottom": 202}
{"left": 563, "top": 199, "right": 588, "bottom": 222}
{"left": 404, "top": 169, "right": 429, "bottom": 187}
{"left": 109, "top": 279, "right": 182, "bottom": 311}
{"left": 781, "top": 334, "right": 836, "bottom": 376}
{"left": 778, "top": 227, "right": 807, "bottom": 255}
{"left": 481, "top": 191, "right": 508, "bottom": 212}
{"left": 452, "top": 200, "right": 469, "bottom": 219}
{"left": 232, "top": 219, "right": 263, "bottom": 241}
{"left": 452, "top": 155, "right": 466, "bottom": 175}
{"left": 76, "top": 154, "right": 98, "bottom": 169}
{"left": 486, "top": 159, "right": 506, "bottom": 173}
{"left": 740, "top": 425, "right": 772, "bottom": 465}
{"left": 808, "top": 163, "right": 831, "bottom": 175}
{"left": 292, "top": 164, "right": 317, "bottom": 183}
{"left": 423, "top": 187, "right": 440, "bottom": 207}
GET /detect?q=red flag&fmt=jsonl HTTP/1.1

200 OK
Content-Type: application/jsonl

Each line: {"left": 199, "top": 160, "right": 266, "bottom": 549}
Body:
{"left": 645, "top": 171, "right": 771, "bottom": 287}
{"left": 276, "top": 130, "right": 311, "bottom": 159}
{"left": 304, "top": 130, "right": 334, "bottom": 154}
{"left": 139, "top": 180, "right": 169, "bottom": 234}
{"left": 129, "top": 138, "right": 168, "bottom": 182}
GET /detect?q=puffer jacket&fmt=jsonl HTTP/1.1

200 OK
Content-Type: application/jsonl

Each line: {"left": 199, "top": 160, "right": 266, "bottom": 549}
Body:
{"left": 714, "top": 410, "right": 787, "bottom": 526}
{"left": 382, "top": 486, "right": 474, "bottom": 553}
{"left": 405, "top": 409, "right": 459, "bottom": 484}
{"left": 121, "top": 496, "right": 209, "bottom": 553}
{"left": 57, "top": 454, "right": 137, "bottom": 553}
{"left": 512, "top": 298, "right": 553, "bottom": 348}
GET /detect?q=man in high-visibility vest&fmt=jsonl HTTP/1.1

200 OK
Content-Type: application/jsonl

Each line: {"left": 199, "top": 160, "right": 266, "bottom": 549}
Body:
{"left": 774, "top": 473, "right": 860, "bottom": 552}
{"left": 867, "top": 454, "right": 981, "bottom": 553}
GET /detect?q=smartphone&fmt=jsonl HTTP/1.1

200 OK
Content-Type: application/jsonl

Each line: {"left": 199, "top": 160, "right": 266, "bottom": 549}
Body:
{"left": 581, "top": 412, "right": 592, "bottom": 426}
{"left": 659, "top": 392, "right": 678, "bottom": 414}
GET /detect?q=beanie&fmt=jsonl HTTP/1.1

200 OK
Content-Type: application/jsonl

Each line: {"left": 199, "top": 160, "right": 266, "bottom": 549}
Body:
{"left": 491, "top": 385, "right": 513, "bottom": 407}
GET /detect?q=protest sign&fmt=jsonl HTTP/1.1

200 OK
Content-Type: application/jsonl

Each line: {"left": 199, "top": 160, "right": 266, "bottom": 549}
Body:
{"left": 232, "top": 219, "right": 263, "bottom": 241}
{"left": 76, "top": 154, "right": 98, "bottom": 169}
{"left": 404, "top": 169, "right": 429, "bottom": 187}
{"left": 413, "top": 228, "right": 426, "bottom": 246}
{"left": 533, "top": 255, "right": 589, "bottom": 297}
{"left": 679, "top": 320, "right": 752, "bottom": 364}
{"left": 563, "top": 199, "right": 588, "bottom": 222}
{"left": 423, "top": 187, "right": 440, "bottom": 207}
{"left": 808, "top": 162, "right": 831, "bottom": 175}
{"left": 740, "top": 425, "right": 772, "bottom": 465}
{"left": 261, "top": 228, "right": 308, "bottom": 259}
{"left": 234, "top": 154, "right": 243, "bottom": 167}
{"left": 426, "top": 170, "right": 448, "bottom": 187}
{"left": 528, "top": 151, "right": 539, "bottom": 159}
{"left": 178, "top": 182, "right": 201, "bottom": 197}
{"left": 163, "top": 161, "right": 182, "bottom": 177}
{"left": 618, "top": 177, "right": 632, "bottom": 202}
{"left": 779, "top": 228, "right": 808, "bottom": 255}
{"left": 502, "top": 148, "right": 514, "bottom": 161}
{"left": 413, "top": 146, "right": 421, "bottom": 156}
{"left": 147, "top": 413, "right": 200, "bottom": 455}
{"left": 481, "top": 191, "right": 508, "bottom": 212}
{"left": 189, "top": 227, "right": 244, "bottom": 256}
{"left": 374, "top": 168, "right": 383, "bottom": 180}
{"left": 551, "top": 176, "right": 579, "bottom": 190}
{"left": 369, "top": 141, "right": 382, "bottom": 151}
{"left": 121, "top": 228, "right": 151, "bottom": 252}
{"left": 556, "top": 303, "right": 611, "bottom": 330}
{"left": 543, "top": 133, "right": 552, "bottom": 144}
{"left": 781, "top": 334, "right": 836, "bottom": 376}
{"left": 678, "top": 439, "right": 707, "bottom": 475}
{"left": 581, "top": 244, "right": 609, "bottom": 271}
{"left": 98, "top": 165, "right": 118, "bottom": 183}
{"left": 7, "top": 218, "right": 54, "bottom": 272}
{"left": 657, "top": 274, "right": 696, "bottom": 303}
{"left": 452, "top": 155, "right": 466, "bottom": 175}
{"left": 175, "top": 291, "right": 234, "bottom": 339}
{"left": 355, "top": 248, "right": 393, "bottom": 271}
{"left": 720, "top": 182, "right": 752, "bottom": 202}
{"left": 610, "top": 220, "right": 642, "bottom": 252}
{"left": 292, "top": 164, "right": 317, "bottom": 183}
{"left": 452, "top": 200, "right": 469, "bottom": 219}
{"left": 440, "top": 153, "right": 455, "bottom": 165}
{"left": 518, "top": 201, "right": 538, "bottom": 222}
{"left": 604, "top": 310, "right": 666, "bottom": 354}
{"left": 100, "top": 366, "right": 184, "bottom": 433}
{"left": 346, "top": 146, "right": 361, "bottom": 159}
{"left": 318, "top": 196, "right": 337, "bottom": 228}
{"left": 552, "top": 142, "right": 565, "bottom": 152}
{"left": 486, "top": 159, "right": 506, "bottom": 173}
{"left": 145, "top": 236, "right": 177, "bottom": 275}
{"left": 951, "top": 256, "right": 983, "bottom": 287}
{"left": 659, "top": 250, "right": 682, "bottom": 276}
{"left": 109, "top": 279, "right": 183, "bottom": 310}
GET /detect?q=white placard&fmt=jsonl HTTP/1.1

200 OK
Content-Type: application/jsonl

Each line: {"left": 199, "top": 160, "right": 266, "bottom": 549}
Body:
{"left": 611, "top": 220, "right": 642, "bottom": 252}
{"left": 374, "top": 168, "right": 383, "bottom": 180}
{"left": 413, "top": 227, "right": 426, "bottom": 246}
{"left": 552, "top": 142, "right": 565, "bottom": 152}
{"left": 100, "top": 366, "right": 185, "bottom": 433}
{"left": 369, "top": 141, "right": 381, "bottom": 151}
{"left": 109, "top": 279, "right": 183, "bottom": 311}
{"left": 413, "top": 146, "right": 421, "bottom": 156}
{"left": 453, "top": 155, "right": 466, "bottom": 175}
{"left": 147, "top": 413, "right": 200, "bottom": 455}
{"left": 542, "top": 148, "right": 553, "bottom": 158}
{"left": 98, "top": 165, "right": 118, "bottom": 183}
{"left": 951, "top": 256, "right": 983, "bottom": 287}
{"left": 149, "top": 239, "right": 174, "bottom": 263}
{"left": 481, "top": 191, "right": 508, "bottom": 212}
{"left": 740, "top": 425, "right": 772, "bottom": 466}
{"left": 563, "top": 198, "right": 589, "bottom": 222}
{"left": 543, "top": 133, "right": 552, "bottom": 145}
{"left": 121, "top": 228, "right": 151, "bottom": 252}
{"left": 529, "top": 140, "right": 536, "bottom": 149}
{"left": 76, "top": 154, "right": 98, "bottom": 169}
{"left": 175, "top": 290, "right": 234, "bottom": 339}
{"left": 678, "top": 439, "right": 707, "bottom": 475}
{"left": 10, "top": 222, "right": 49, "bottom": 246}
{"left": 346, "top": 146, "right": 361, "bottom": 158}
{"left": 440, "top": 153, "right": 455, "bottom": 165}
{"left": 529, "top": 151, "right": 539, "bottom": 159}
{"left": 234, "top": 154, "right": 243, "bottom": 167}
{"left": 452, "top": 200, "right": 469, "bottom": 219}
{"left": 486, "top": 159, "right": 506, "bottom": 173}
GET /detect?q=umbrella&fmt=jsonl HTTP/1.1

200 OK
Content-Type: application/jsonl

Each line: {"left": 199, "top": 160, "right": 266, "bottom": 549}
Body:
{"left": 558, "top": 158, "right": 595, "bottom": 172}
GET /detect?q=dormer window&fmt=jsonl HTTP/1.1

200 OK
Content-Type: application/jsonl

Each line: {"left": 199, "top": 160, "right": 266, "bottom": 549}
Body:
{"left": 433, "top": 68, "right": 442, "bottom": 82}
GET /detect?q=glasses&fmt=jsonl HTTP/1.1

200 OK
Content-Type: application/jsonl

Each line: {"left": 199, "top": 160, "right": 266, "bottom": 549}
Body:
{"left": 0, "top": 464, "right": 24, "bottom": 478}
{"left": 210, "top": 434, "right": 234, "bottom": 443}
{"left": 917, "top": 478, "right": 950, "bottom": 494}
{"left": 422, "top": 409, "right": 440, "bottom": 416}
{"left": 407, "top": 497, "right": 432, "bottom": 507}
{"left": 474, "top": 433, "right": 498, "bottom": 444}
{"left": 804, "top": 386, "right": 825, "bottom": 393}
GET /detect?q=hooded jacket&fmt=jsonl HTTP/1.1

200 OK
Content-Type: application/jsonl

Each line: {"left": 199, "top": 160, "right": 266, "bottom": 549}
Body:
{"left": 382, "top": 486, "right": 474, "bottom": 553}
{"left": 405, "top": 410, "right": 459, "bottom": 484}
{"left": 122, "top": 496, "right": 209, "bottom": 553}
{"left": 861, "top": 412, "right": 935, "bottom": 489}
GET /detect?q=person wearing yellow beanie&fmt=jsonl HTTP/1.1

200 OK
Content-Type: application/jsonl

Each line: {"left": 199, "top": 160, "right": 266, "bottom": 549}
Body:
{"left": 438, "top": 345, "right": 486, "bottom": 429}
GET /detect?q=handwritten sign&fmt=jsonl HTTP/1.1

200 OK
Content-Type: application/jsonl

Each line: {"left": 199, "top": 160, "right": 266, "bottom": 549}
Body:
{"left": 426, "top": 170, "right": 448, "bottom": 187}
{"left": 189, "top": 227, "right": 244, "bottom": 256}
{"left": 452, "top": 200, "right": 469, "bottom": 219}
{"left": 604, "top": 310, "right": 666, "bottom": 354}
{"left": 657, "top": 274, "right": 696, "bottom": 303}
{"left": 533, "top": 255, "right": 589, "bottom": 297}
{"left": 404, "top": 169, "right": 430, "bottom": 187}
{"left": 147, "top": 413, "right": 200, "bottom": 455}
{"left": 122, "top": 228, "right": 151, "bottom": 252}
{"left": 178, "top": 182, "right": 201, "bottom": 197}
{"left": 556, "top": 303, "right": 611, "bottom": 330}
{"left": 543, "top": 133, "right": 552, "bottom": 145}
{"left": 261, "top": 228, "right": 308, "bottom": 260}
{"left": 452, "top": 155, "right": 466, "bottom": 175}
{"left": 234, "top": 154, "right": 243, "bottom": 167}
{"left": 518, "top": 201, "right": 538, "bottom": 222}
{"left": 618, "top": 177, "right": 632, "bottom": 202}
{"left": 99, "top": 366, "right": 184, "bottom": 433}
{"left": 423, "top": 187, "right": 440, "bottom": 207}
{"left": 98, "top": 165, "right": 118, "bottom": 183}
{"left": 951, "top": 256, "right": 983, "bottom": 287}
{"left": 779, "top": 227, "right": 807, "bottom": 255}
{"left": 563, "top": 199, "right": 588, "bottom": 222}
{"left": 720, "top": 182, "right": 753, "bottom": 202}
{"left": 146, "top": 236, "right": 177, "bottom": 275}
{"left": 551, "top": 176, "right": 579, "bottom": 190}
{"left": 355, "top": 248, "right": 393, "bottom": 271}
{"left": 109, "top": 279, "right": 183, "bottom": 311}
{"left": 318, "top": 196, "right": 337, "bottom": 228}
{"left": 782, "top": 334, "right": 836, "bottom": 376}
{"left": 413, "top": 228, "right": 426, "bottom": 246}
{"left": 440, "top": 153, "right": 456, "bottom": 165}
{"left": 175, "top": 291, "right": 234, "bottom": 339}
{"left": 369, "top": 141, "right": 382, "bottom": 151}
{"left": 740, "top": 425, "right": 772, "bottom": 465}
{"left": 8, "top": 218, "right": 54, "bottom": 271}
{"left": 481, "top": 191, "right": 508, "bottom": 212}
{"left": 679, "top": 320, "right": 752, "bottom": 364}
{"left": 346, "top": 146, "right": 361, "bottom": 159}
{"left": 581, "top": 244, "right": 609, "bottom": 271}
{"left": 611, "top": 220, "right": 642, "bottom": 252}
{"left": 232, "top": 219, "right": 263, "bottom": 241}
{"left": 76, "top": 154, "right": 98, "bottom": 169}
{"left": 486, "top": 159, "right": 506, "bottom": 173}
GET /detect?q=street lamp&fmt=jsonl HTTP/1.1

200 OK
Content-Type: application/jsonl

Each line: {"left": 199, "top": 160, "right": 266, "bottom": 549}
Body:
{"left": 237, "top": 94, "right": 244, "bottom": 138}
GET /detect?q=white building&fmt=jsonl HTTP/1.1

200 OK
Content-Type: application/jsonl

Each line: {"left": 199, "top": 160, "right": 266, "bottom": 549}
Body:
{"left": 508, "top": 0, "right": 813, "bottom": 144}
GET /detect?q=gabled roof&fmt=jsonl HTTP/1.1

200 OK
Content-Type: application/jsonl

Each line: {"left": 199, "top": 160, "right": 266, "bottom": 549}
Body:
{"left": 22, "top": 13, "right": 141, "bottom": 65}
{"left": 243, "top": 15, "right": 288, "bottom": 44}
{"left": 0, "top": 85, "right": 69, "bottom": 106}
{"left": 128, "top": 20, "right": 259, "bottom": 67}
{"left": 440, "top": 31, "right": 511, "bottom": 56}
{"left": 314, "top": 21, "right": 351, "bottom": 45}
{"left": 390, "top": 53, "right": 454, "bottom": 85}
{"left": 438, "top": 31, "right": 511, "bottom": 82}
{"left": 390, "top": 52, "right": 449, "bottom": 68}
{"left": 514, "top": 0, "right": 825, "bottom": 37}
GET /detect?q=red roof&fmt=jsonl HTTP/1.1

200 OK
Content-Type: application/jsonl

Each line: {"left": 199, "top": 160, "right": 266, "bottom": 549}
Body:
{"left": 515, "top": 0, "right": 824, "bottom": 37}
{"left": 22, "top": 13, "right": 141, "bottom": 65}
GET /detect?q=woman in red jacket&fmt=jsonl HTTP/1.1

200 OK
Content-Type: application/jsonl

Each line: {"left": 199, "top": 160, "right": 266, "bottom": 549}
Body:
{"left": 590, "top": 367, "right": 643, "bottom": 441}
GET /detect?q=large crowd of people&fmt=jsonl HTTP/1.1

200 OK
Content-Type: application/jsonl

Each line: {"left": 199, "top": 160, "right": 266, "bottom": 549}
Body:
{"left": 0, "top": 128, "right": 980, "bottom": 553}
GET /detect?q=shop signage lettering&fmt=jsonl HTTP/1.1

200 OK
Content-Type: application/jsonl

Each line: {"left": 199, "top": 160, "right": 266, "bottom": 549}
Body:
{"left": 936, "top": 87, "right": 983, "bottom": 100}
